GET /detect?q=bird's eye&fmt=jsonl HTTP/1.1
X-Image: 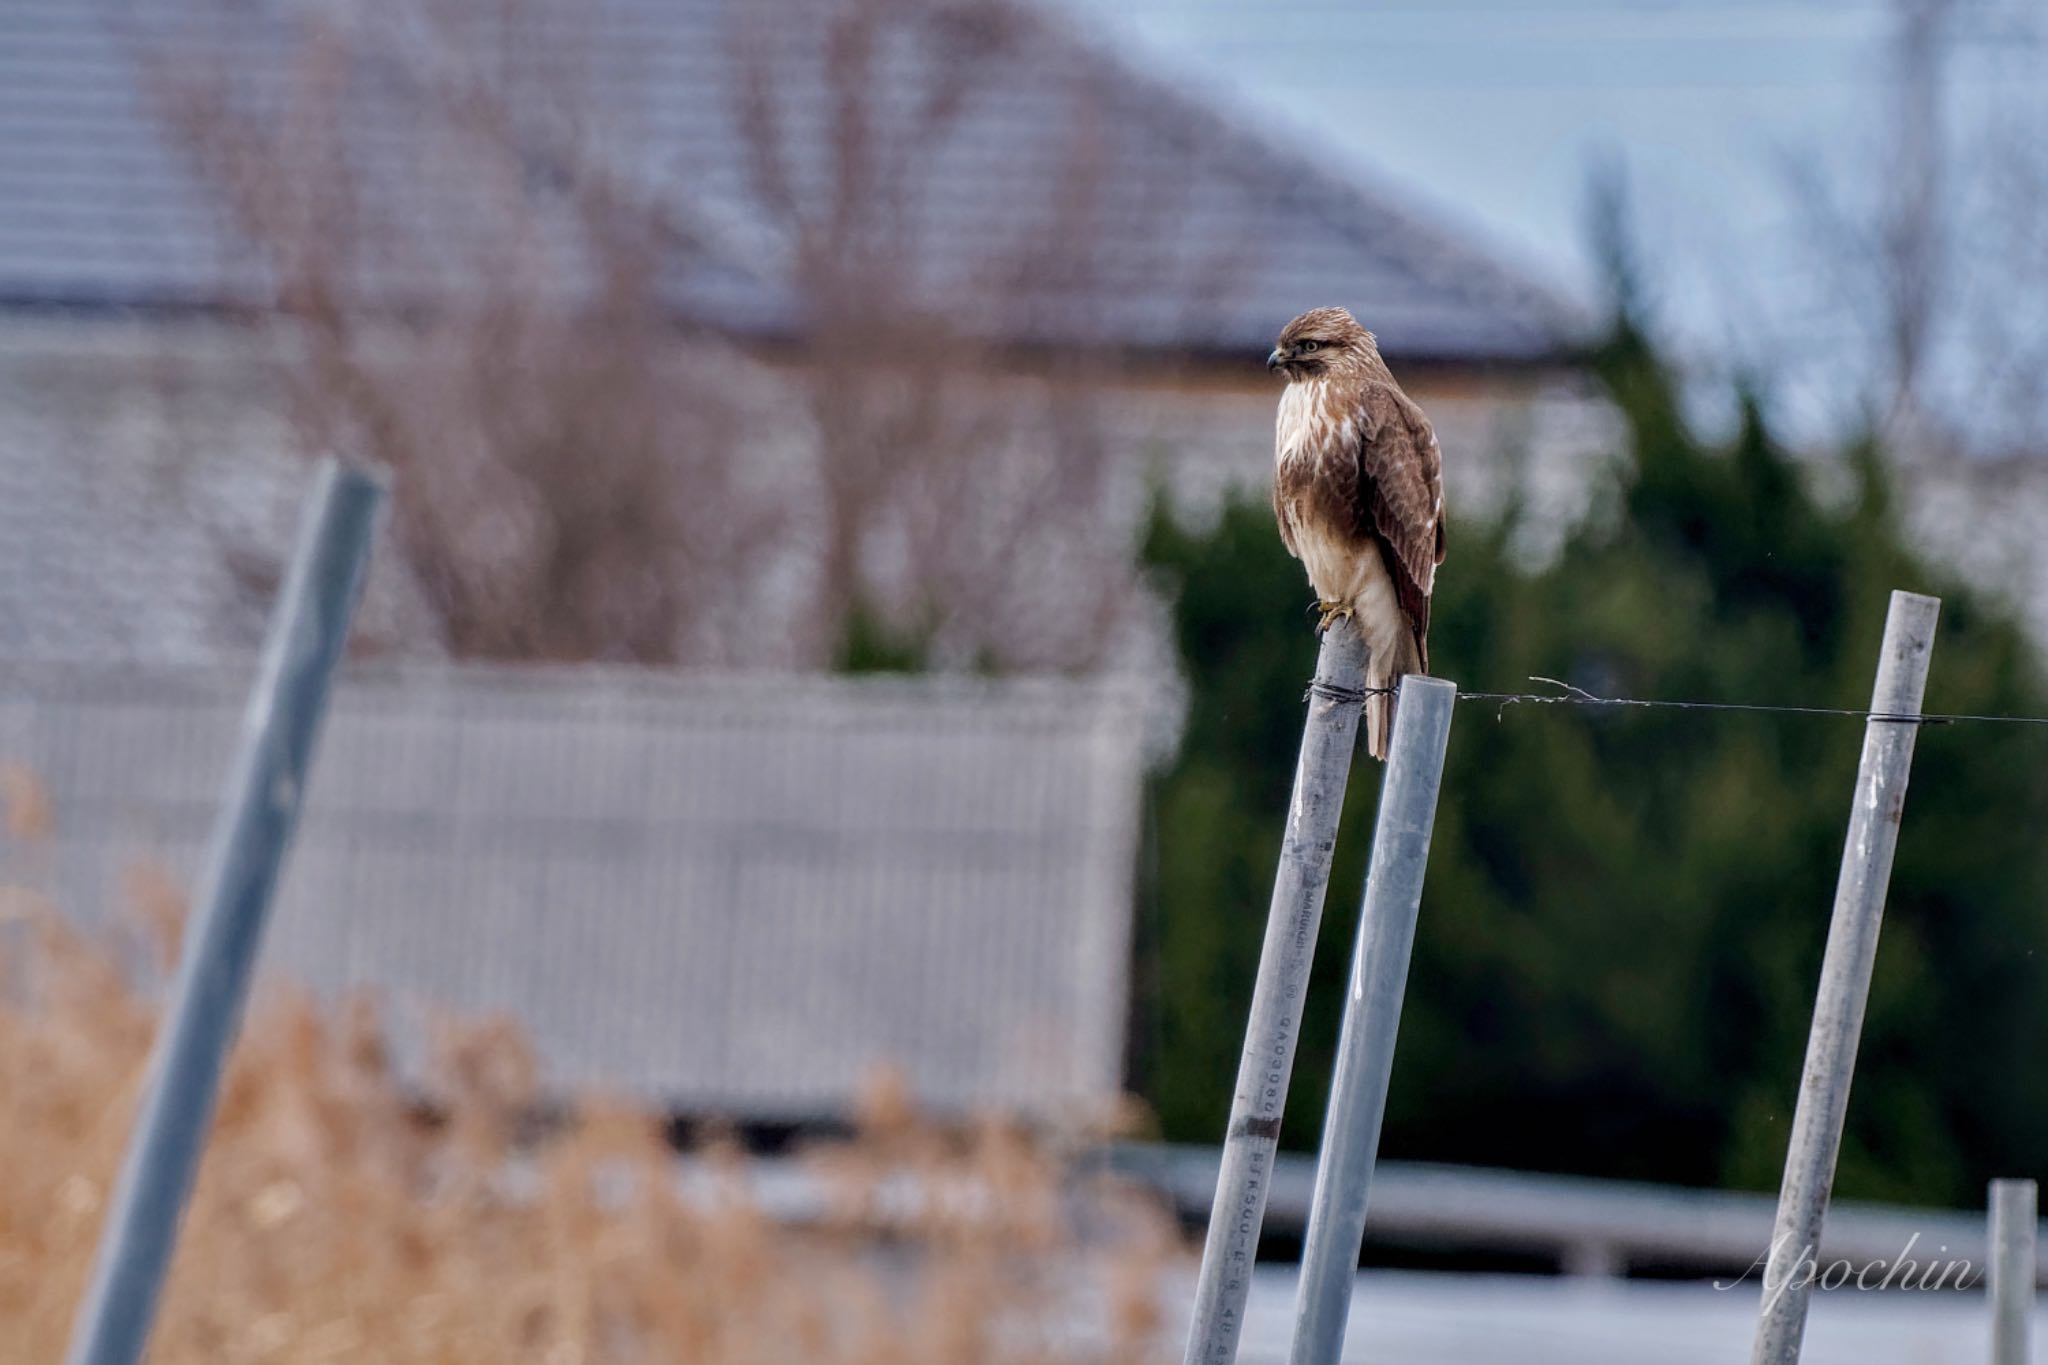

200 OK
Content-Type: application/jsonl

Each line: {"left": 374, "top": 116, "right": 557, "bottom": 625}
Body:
{"left": 1298, "top": 340, "right": 1320, "bottom": 353}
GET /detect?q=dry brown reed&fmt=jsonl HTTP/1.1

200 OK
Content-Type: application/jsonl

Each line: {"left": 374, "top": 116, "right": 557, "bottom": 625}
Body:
{"left": 0, "top": 814, "right": 1179, "bottom": 1362}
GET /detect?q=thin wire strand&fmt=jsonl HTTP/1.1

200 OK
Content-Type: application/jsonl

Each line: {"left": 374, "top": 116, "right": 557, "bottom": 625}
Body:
{"left": 1309, "top": 677, "right": 2048, "bottom": 728}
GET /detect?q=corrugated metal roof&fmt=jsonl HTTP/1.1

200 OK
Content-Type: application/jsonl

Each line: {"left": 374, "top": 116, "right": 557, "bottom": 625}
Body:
{"left": 0, "top": 660, "right": 1147, "bottom": 1118}
{"left": 0, "top": 0, "right": 1578, "bottom": 363}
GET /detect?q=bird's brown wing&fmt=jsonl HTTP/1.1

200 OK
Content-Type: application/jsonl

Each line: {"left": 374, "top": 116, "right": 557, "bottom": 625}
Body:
{"left": 1346, "top": 380, "right": 1444, "bottom": 668}
{"left": 1270, "top": 471, "right": 1300, "bottom": 558}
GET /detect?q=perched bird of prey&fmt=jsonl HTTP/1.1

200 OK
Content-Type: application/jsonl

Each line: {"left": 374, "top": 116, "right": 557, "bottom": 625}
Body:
{"left": 1268, "top": 306, "right": 1445, "bottom": 760}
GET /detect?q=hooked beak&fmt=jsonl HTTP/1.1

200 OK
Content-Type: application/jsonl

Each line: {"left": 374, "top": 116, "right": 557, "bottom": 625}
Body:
{"left": 1266, "top": 347, "right": 1287, "bottom": 372}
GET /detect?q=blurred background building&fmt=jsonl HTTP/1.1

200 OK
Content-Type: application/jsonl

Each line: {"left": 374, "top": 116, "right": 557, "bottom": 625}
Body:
{"left": 0, "top": 0, "right": 1593, "bottom": 673}
{"left": 0, "top": 0, "right": 1590, "bottom": 1118}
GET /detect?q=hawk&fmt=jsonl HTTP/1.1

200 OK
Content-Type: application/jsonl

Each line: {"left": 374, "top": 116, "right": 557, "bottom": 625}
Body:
{"left": 1268, "top": 306, "right": 1445, "bottom": 760}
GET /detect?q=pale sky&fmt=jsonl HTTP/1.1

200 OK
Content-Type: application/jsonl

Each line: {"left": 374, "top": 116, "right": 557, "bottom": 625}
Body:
{"left": 1040, "top": 0, "right": 2045, "bottom": 440}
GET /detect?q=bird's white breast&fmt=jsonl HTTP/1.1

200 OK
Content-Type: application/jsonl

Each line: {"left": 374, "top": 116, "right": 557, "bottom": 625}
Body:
{"left": 1276, "top": 376, "right": 1363, "bottom": 473}
{"left": 1275, "top": 377, "right": 1328, "bottom": 465}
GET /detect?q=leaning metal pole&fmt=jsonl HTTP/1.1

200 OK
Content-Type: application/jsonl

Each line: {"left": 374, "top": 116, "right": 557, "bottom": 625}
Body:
{"left": 1286, "top": 675, "right": 1457, "bottom": 1365}
{"left": 64, "top": 461, "right": 387, "bottom": 1365}
{"left": 1749, "top": 589, "right": 1940, "bottom": 1365}
{"left": 1181, "top": 621, "right": 1372, "bottom": 1365}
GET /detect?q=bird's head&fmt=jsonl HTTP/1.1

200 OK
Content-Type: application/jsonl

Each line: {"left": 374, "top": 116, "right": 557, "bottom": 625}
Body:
{"left": 1267, "top": 306, "right": 1377, "bottom": 380}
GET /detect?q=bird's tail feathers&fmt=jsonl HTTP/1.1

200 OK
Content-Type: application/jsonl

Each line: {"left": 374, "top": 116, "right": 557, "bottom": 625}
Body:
{"left": 1364, "top": 627, "right": 1426, "bottom": 762}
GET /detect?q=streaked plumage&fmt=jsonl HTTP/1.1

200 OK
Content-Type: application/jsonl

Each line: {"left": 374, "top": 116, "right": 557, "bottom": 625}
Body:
{"left": 1267, "top": 306, "right": 1445, "bottom": 759}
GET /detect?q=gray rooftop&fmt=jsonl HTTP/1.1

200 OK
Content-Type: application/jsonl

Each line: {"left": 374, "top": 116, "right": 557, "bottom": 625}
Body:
{"left": 0, "top": 0, "right": 1576, "bottom": 364}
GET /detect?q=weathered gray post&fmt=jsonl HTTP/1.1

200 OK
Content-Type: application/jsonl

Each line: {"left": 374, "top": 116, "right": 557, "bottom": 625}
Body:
{"left": 1285, "top": 675, "right": 1457, "bottom": 1365}
{"left": 1750, "top": 589, "right": 1940, "bottom": 1365}
{"left": 1989, "top": 1178, "right": 2037, "bottom": 1365}
{"left": 1182, "top": 621, "right": 1372, "bottom": 1365}
{"left": 64, "top": 461, "right": 387, "bottom": 1365}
